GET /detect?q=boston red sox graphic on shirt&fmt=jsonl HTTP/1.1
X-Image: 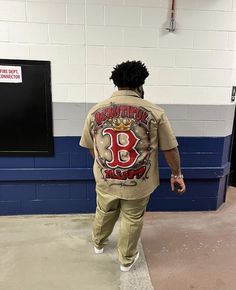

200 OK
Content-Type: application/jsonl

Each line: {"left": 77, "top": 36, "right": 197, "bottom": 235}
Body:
{"left": 92, "top": 103, "right": 155, "bottom": 187}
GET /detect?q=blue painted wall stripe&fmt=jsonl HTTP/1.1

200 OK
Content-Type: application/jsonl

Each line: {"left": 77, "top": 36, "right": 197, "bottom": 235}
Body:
{"left": 0, "top": 136, "right": 232, "bottom": 215}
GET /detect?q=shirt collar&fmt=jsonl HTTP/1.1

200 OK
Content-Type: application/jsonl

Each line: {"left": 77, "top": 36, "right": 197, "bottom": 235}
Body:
{"left": 111, "top": 90, "right": 140, "bottom": 98}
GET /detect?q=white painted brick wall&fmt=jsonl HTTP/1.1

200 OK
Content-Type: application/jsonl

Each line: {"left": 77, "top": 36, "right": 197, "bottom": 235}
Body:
{"left": 87, "top": 46, "right": 104, "bottom": 65}
{"left": 86, "top": 65, "right": 105, "bottom": 84}
{"left": 86, "top": 26, "right": 123, "bottom": 46}
{"left": 1, "top": 0, "right": 236, "bottom": 137}
{"left": 68, "top": 45, "right": 86, "bottom": 65}
{"left": 26, "top": 2, "right": 66, "bottom": 24}
{"left": 9, "top": 23, "right": 49, "bottom": 43}
{"left": 105, "top": 6, "right": 141, "bottom": 27}
{"left": 142, "top": 8, "right": 167, "bottom": 27}
{"left": 0, "top": 23, "right": 8, "bottom": 42}
{"left": 193, "top": 31, "right": 229, "bottom": 50}
{"left": 67, "top": 4, "right": 85, "bottom": 25}
{"left": 175, "top": 50, "right": 233, "bottom": 69}
{"left": 86, "top": 84, "right": 104, "bottom": 102}
{"left": 49, "top": 24, "right": 84, "bottom": 44}
{"left": 159, "top": 30, "right": 194, "bottom": 49}
{"left": 0, "top": 1, "right": 26, "bottom": 22}
{"left": 86, "top": 4, "right": 104, "bottom": 25}
{"left": 0, "top": 43, "right": 29, "bottom": 59}
{"left": 124, "top": 27, "right": 158, "bottom": 47}
{"left": 29, "top": 45, "right": 69, "bottom": 64}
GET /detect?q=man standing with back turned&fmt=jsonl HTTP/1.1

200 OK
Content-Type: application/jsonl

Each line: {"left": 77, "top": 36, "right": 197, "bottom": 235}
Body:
{"left": 80, "top": 60, "right": 186, "bottom": 272}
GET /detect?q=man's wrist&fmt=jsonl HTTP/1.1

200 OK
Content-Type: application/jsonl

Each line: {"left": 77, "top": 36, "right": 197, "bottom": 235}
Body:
{"left": 171, "top": 174, "right": 184, "bottom": 179}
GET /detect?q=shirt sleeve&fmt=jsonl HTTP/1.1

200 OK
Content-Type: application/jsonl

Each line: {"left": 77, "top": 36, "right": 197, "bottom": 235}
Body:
{"left": 158, "top": 111, "right": 178, "bottom": 150}
{"left": 79, "top": 114, "right": 94, "bottom": 149}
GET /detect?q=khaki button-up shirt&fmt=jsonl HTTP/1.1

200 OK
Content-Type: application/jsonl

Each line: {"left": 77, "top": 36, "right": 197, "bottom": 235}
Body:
{"left": 80, "top": 90, "right": 178, "bottom": 200}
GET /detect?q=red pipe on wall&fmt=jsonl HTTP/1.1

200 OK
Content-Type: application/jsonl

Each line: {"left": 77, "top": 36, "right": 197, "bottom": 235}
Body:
{"left": 166, "top": 0, "right": 176, "bottom": 32}
{"left": 171, "top": 0, "right": 175, "bottom": 20}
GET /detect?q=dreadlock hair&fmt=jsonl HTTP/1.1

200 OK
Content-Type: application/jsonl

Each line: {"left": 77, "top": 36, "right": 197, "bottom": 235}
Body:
{"left": 110, "top": 60, "right": 149, "bottom": 89}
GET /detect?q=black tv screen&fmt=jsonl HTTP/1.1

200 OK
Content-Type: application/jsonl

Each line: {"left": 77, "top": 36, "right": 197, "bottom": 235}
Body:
{"left": 0, "top": 59, "right": 53, "bottom": 156}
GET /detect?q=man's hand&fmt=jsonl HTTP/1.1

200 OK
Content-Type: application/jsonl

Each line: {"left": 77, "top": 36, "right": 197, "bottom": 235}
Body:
{"left": 162, "top": 147, "right": 186, "bottom": 195}
{"left": 171, "top": 176, "right": 186, "bottom": 195}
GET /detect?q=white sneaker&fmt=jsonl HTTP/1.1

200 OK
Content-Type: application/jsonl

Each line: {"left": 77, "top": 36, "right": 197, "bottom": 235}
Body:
{"left": 120, "top": 252, "right": 140, "bottom": 272}
{"left": 94, "top": 246, "right": 104, "bottom": 254}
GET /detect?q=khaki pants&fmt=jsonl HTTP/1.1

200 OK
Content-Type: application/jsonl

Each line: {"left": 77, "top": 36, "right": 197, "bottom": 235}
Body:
{"left": 92, "top": 189, "right": 150, "bottom": 266}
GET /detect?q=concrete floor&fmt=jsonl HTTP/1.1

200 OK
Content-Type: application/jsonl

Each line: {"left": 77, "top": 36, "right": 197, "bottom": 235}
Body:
{"left": 0, "top": 215, "right": 153, "bottom": 290}
{"left": 0, "top": 187, "right": 236, "bottom": 290}
{"left": 142, "top": 187, "right": 236, "bottom": 290}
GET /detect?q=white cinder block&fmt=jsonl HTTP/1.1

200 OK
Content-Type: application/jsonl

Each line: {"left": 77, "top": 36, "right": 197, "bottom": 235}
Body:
{"left": 87, "top": 46, "right": 104, "bottom": 65}
{"left": 190, "top": 69, "right": 232, "bottom": 87}
{"left": 86, "top": 65, "right": 105, "bottom": 84}
{"left": 0, "top": 1, "right": 26, "bottom": 21}
{"left": 228, "top": 32, "right": 236, "bottom": 50}
{"left": 125, "top": 0, "right": 161, "bottom": 7}
{"left": 159, "top": 30, "right": 193, "bottom": 49}
{"left": 176, "top": 10, "right": 212, "bottom": 30}
{"left": 53, "top": 118, "right": 84, "bottom": 137}
{"left": 52, "top": 84, "right": 68, "bottom": 102}
{"left": 67, "top": 4, "right": 85, "bottom": 24}
{"left": 53, "top": 119, "right": 70, "bottom": 136}
{"left": 86, "top": 84, "right": 104, "bottom": 102}
{"left": 144, "top": 86, "right": 175, "bottom": 104}
{"left": 105, "top": 46, "right": 142, "bottom": 65}
{"left": 105, "top": 6, "right": 140, "bottom": 26}
{"left": 142, "top": 8, "right": 168, "bottom": 27}
{"left": 160, "top": 105, "right": 188, "bottom": 120}
{"left": 86, "top": 0, "right": 123, "bottom": 5}
{"left": 203, "top": 121, "right": 227, "bottom": 137}
{"left": 68, "top": 45, "right": 86, "bottom": 65}
{"left": 172, "top": 121, "right": 205, "bottom": 137}
{"left": 197, "top": 0, "right": 232, "bottom": 11}
{"left": 173, "top": 0, "right": 232, "bottom": 11}
{"left": 169, "top": 87, "right": 208, "bottom": 105}
{"left": 0, "top": 23, "right": 8, "bottom": 41}
{"left": 207, "top": 87, "right": 232, "bottom": 104}
{"left": 234, "top": 0, "right": 236, "bottom": 11}
{"left": 175, "top": 50, "right": 234, "bottom": 69}
{"left": 193, "top": 31, "right": 228, "bottom": 50}
{"left": 0, "top": 43, "right": 30, "bottom": 59}
{"left": 104, "top": 84, "right": 116, "bottom": 98}
{"left": 209, "top": 50, "right": 234, "bottom": 69}
{"left": 49, "top": 24, "right": 84, "bottom": 44}
{"left": 146, "top": 67, "right": 191, "bottom": 86}
{"left": 27, "top": 2, "right": 66, "bottom": 24}
{"left": 104, "top": 65, "right": 114, "bottom": 85}
{"left": 233, "top": 54, "right": 236, "bottom": 69}
{"left": 28, "top": 0, "right": 69, "bottom": 2}
{"left": 86, "top": 5, "right": 104, "bottom": 25}
{"left": 144, "top": 86, "right": 209, "bottom": 105}
{"left": 52, "top": 63, "right": 85, "bottom": 84}
{"left": 124, "top": 27, "right": 157, "bottom": 47}
{"left": 68, "top": 85, "right": 86, "bottom": 102}
{"left": 86, "top": 26, "right": 123, "bottom": 46}
{"left": 141, "top": 48, "right": 175, "bottom": 67}
{"left": 211, "top": 11, "right": 236, "bottom": 31}
{"left": 9, "top": 23, "right": 49, "bottom": 44}
{"left": 29, "top": 45, "right": 69, "bottom": 64}
{"left": 187, "top": 105, "right": 229, "bottom": 121}
{"left": 68, "top": 0, "right": 85, "bottom": 3}
{"left": 231, "top": 71, "right": 236, "bottom": 89}
{"left": 225, "top": 119, "right": 234, "bottom": 136}
{"left": 171, "top": 0, "right": 197, "bottom": 9}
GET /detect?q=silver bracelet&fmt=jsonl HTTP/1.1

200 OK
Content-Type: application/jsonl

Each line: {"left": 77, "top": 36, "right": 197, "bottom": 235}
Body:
{"left": 171, "top": 174, "right": 184, "bottom": 179}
